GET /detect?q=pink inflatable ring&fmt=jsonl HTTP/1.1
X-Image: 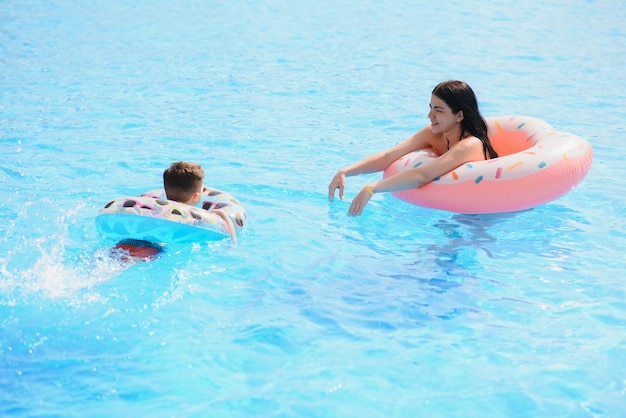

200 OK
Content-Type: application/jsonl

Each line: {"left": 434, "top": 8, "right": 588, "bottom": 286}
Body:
{"left": 382, "top": 115, "right": 593, "bottom": 214}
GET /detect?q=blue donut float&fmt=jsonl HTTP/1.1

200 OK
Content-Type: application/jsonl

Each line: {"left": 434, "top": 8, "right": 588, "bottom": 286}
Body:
{"left": 96, "top": 188, "right": 246, "bottom": 244}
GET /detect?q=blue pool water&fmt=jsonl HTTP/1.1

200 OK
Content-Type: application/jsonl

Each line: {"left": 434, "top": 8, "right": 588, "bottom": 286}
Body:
{"left": 2, "top": 0, "right": 626, "bottom": 416}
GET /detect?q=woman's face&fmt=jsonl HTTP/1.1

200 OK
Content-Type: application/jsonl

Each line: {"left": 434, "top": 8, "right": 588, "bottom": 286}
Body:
{"left": 428, "top": 94, "right": 462, "bottom": 133}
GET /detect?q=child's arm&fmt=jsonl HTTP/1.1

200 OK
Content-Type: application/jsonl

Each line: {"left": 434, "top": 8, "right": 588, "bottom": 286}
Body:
{"left": 213, "top": 209, "right": 237, "bottom": 243}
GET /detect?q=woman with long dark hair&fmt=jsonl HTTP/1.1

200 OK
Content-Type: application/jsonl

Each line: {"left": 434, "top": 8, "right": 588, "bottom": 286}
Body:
{"left": 328, "top": 80, "right": 498, "bottom": 215}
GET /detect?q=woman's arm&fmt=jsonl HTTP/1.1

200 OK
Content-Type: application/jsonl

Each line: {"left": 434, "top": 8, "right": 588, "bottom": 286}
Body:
{"left": 328, "top": 125, "right": 436, "bottom": 202}
{"left": 347, "top": 136, "right": 485, "bottom": 215}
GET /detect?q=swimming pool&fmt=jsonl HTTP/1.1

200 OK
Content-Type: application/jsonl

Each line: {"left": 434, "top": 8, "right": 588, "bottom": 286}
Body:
{"left": 1, "top": 0, "right": 625, "bottom": 416}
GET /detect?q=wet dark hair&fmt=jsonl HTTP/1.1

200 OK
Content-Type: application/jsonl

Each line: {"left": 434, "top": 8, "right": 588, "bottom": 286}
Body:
{"left": 163, "top": 161, "right": 204, "bottom": 203}
{"left": 432, "top": 80, "right": 498, "bottom": 159}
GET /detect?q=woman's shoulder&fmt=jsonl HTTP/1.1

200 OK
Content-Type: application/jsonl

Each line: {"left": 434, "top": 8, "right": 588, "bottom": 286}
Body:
{"left": 405, "top": 125, "right": 441, "bottom": 149}
{"left": 449, "top": 135, "right": 487, "bottom": 160}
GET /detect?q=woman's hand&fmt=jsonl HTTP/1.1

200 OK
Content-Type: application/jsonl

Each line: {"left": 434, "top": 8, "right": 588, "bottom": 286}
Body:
{"left": 328, "top": 170, "right": 347, "bottom": 202}
{"left": 348, "top": 186, "right": 374, "bottom": 216}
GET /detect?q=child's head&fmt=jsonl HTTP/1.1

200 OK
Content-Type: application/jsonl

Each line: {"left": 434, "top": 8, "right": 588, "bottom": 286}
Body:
{"left": 163, "top": 161, "right": 204, "bottom": 204}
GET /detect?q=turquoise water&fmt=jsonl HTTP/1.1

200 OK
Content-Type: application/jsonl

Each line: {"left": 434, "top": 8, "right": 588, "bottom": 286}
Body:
{"left": 2, "top": 0, "right": 626, "bottom": 416}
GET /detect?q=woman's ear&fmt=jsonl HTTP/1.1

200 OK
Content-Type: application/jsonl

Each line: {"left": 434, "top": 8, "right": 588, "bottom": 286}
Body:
{"left": 456, "top": 110, "right": 464, "bottom": 123}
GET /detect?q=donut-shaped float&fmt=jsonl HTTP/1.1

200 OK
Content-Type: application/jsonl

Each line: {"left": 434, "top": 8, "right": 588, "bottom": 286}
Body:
{"left": 382, "top": 116, "right": 592, "bottom": 214}
{"left": 96, "top": 187, "right": 246, "bottom": 244}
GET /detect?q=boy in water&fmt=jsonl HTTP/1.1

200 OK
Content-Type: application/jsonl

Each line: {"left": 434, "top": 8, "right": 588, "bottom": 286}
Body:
{"left": 163, "top": 161, "right": 237, "bottom": 242}
{"left": 114, "top": 161, "right": 237, "bottom": 261}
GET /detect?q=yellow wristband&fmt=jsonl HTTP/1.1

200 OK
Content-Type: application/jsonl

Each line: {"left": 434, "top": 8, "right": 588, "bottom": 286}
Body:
{"left": 365, "top": 185, "right": 375, "bottom": 196}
